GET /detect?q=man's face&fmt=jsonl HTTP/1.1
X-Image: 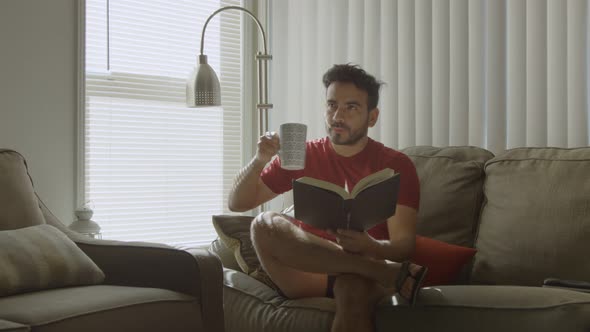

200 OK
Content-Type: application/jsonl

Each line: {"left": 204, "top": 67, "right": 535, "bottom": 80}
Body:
{"left": 324, "top": 81, "right": 373, "bottom": 146}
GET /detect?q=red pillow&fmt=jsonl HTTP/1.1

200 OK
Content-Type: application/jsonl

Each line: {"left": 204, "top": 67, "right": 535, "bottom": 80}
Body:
{"left": 411, "top": 235, "right": 477, "bottom": 287}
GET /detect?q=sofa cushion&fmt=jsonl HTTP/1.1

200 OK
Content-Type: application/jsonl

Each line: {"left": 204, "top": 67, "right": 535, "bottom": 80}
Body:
{"left": 402, "top": 146, "right": 494, "bottom": 247}
{"left": 211, "top": 215, "right": 281, "bottom": 291}
{"left": 0, "top": 285, "right": 202, "bottom": 332}
{"left": 377, "top": 285, "right": 590, "bottom": 332}
{"left": 208, "top": 238, "right": 242, "bottom": 272}
{"left": 223, "top": 268, "right": 590, "bottom": 332}
{"left": 0, "top": 320, "right": 29, "bottom": 332}
{"left": 211, "top": 215, "right": 257, "bottom": 274}
{"left": 0, "top": 224, "right": 105, "bottom": 297}
{"left": 472, "top": 147, "right": 590, "bottom": 286}
{"left": 223, "top": 268, "right": 335, "bottom": 332}
{"left": 0, "top": 150, "right": 45, "bottom": 231}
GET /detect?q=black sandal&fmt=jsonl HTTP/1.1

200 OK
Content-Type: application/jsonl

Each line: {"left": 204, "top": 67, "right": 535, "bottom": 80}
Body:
{"left": 395, "top": 261, "right": 428, "bottom": 305}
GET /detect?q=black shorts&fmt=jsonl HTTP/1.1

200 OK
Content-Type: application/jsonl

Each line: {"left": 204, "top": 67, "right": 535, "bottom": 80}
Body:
{"left": 325, "top": 275, "right": 336, "bottom": 298}
{"left": 277, "top": 275, "right": 337, "bottom": 298}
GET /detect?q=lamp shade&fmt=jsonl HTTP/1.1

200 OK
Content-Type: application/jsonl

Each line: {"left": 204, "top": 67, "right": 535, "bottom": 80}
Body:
{"left": 186, "top": 54, "right": 221, "bottom": 107}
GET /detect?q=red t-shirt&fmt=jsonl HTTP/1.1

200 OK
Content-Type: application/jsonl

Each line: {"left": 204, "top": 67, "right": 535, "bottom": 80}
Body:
{"left": 261, "top": 137, "right": 420, "bottom": 241}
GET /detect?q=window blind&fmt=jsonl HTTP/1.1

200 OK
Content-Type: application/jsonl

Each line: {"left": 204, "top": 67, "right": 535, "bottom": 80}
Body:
{"left": 85, "top": 0, "right": 242, "bottom": 247}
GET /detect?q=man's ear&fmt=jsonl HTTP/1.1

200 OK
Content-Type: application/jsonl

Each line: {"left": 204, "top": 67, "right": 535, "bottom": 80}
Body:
{"left": 368, "top": 108, "right": 380, "bottom": 127}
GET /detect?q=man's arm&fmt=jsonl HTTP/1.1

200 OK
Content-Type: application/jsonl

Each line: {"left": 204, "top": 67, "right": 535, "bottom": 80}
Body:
{"left": 373, "top": 205, "right": 417, "bottom": 261}
{"left": 228, "top": 133, "right": 280, "bottom": 212}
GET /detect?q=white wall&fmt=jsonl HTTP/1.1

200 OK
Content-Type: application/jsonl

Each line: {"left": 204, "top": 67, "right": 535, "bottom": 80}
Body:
{"left": 0, "top": 0, "right": 78, "bottom": 223}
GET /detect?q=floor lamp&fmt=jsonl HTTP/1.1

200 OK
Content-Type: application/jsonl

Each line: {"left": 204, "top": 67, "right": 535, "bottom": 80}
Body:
{"left": 186, "top": 5, "right": 272, "bottom": 137}
{"left": 186, "top": 6, "right": 272, "bottom": 213}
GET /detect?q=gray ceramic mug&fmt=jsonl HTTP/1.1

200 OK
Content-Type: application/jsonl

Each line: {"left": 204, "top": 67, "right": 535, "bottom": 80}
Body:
{"left": 279, "top": 123, "right": 307, "bottom": 170}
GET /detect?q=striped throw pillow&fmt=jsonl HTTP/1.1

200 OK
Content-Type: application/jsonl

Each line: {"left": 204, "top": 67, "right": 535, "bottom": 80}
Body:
{"left": 0, "top": 224, "right": 105, "bottom": 296}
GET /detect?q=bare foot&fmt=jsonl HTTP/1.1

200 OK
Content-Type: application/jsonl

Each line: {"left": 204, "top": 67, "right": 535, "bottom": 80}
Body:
{"left": 376, "top": 262, "right": 425, "bottom": 290}
{"left": 375, "top": 261, "right": 401, "bottom": 289}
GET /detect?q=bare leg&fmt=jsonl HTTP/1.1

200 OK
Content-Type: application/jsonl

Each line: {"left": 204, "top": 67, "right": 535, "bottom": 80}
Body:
{"left": 251, "top": 212, "right": 403, "bottom": 298}
{"left": 331, "top": 274, "right": 386, "bottom": 332}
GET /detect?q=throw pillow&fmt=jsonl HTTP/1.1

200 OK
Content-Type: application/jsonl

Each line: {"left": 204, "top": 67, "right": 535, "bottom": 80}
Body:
{"left": 412, "top": 235, "right": 477, "bottom": 287}
{"left": 0, "top": 224, "right": 105, "bottom": 296}
{"left": 212, "top": 215, "right": 258, "bottom": 274}
{"left": 212, "top": 215, "right": 281, "bottom": 291}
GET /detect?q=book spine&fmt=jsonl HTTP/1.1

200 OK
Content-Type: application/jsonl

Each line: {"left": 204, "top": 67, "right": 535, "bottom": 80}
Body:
{"left": 342, "top": 200, "right": 353, "bottom": 229}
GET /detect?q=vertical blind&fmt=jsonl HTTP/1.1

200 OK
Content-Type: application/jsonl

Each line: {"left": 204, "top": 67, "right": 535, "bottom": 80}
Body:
{"left": 84, "top": 0, "right": 242, "bottom": 246}
{"left": 270, "top": 0, "right": 590, "bottom": 155}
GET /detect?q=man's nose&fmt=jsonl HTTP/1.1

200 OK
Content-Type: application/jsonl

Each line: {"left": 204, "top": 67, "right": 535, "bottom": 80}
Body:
{"left": 331, "top": 106, "right": 346, "bottom": 121}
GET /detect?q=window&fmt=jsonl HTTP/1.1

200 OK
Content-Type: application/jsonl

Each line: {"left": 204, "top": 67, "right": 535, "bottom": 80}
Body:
{"left": 84, "top": 0, "right": 243, "bottom": 246}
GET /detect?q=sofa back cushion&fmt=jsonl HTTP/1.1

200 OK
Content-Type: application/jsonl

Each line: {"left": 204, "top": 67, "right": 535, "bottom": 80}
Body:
{"left": 471, "top": 147, "right": 590, "bottom": 285}
{"left": 0, "top": 150, "right": 45, "bottom": 230}
{"left": 402, "top": 146, "right": 494, "bottom": 247}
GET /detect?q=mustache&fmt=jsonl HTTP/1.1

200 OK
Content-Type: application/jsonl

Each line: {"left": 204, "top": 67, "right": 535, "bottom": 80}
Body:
{"left": 329, "top": 122, "right": 349, "bottom": 130}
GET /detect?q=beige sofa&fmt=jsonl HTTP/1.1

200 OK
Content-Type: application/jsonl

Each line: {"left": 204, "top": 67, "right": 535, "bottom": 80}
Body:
{"left": 210, "top": 146, "right": 590, "bottom": 332}
{"left": 0, "top": 149, "right": 224, "bottom": 332}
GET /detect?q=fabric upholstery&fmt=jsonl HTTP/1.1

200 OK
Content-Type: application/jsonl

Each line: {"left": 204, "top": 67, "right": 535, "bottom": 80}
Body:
{"left": 212, "top": 215, "right": 256, "bottom": 273}
{"left": 0, "top": 150, "right": 45, "bottom": 230}
{"left": 211, "top": 215, "right": 280, "bottom": 291}
{"left": 0, "top": 320, "right": 29, "bottom": 332}
{"left": 376, "top": 285, "right": 590, "bottom": 332}
{"left": 0, "top": 224, "right": 104, "bottom": 297}
{"left": 223, "top": 268, "right": 590, "bottom": 332}
{"left": 402, "top": 146, "right": 494, "bottom": 247}
{"left": 0, "top": 285, "right": 201, "bottom": 332}
{"left": 472, "top": 147, "right": 590, "bottom": 286}
{"left": 76, "top": 239, "right": 225, "bottom": 332}
{"left": 223, "top": 269, "right": 334, "bottom": 332}
{"left": 209, "top": 238, "right": 242, "bottom": 272}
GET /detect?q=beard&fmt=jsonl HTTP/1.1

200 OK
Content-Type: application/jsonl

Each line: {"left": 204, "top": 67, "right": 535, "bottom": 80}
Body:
{"left": 326, "top": 120, "right": 369, "bottom": 146}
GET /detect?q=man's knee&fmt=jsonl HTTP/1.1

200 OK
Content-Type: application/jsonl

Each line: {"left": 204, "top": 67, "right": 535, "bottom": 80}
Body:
{"left": 251, "top": 212, "right": 290, "bottom": 246}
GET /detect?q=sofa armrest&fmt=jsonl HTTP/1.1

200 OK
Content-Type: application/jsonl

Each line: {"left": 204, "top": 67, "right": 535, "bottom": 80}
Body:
{"left": 543, "top": 278, "right": 590, "bottom": 293}
{"left": 76, "top": 238, "right": 224, "bottom": 332}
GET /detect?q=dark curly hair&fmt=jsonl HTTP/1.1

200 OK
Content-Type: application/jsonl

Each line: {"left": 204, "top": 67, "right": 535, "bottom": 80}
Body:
{"left": 322, "top": 64, "right": 383, "bottom": 111}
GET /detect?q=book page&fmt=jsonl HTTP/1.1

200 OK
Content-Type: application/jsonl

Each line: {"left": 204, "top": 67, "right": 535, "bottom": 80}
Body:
{"left": 296, "top": 177, "right": 350, "bottom": 199}
{"left": 351, "top": 168, "right": 396, "bottom": 197}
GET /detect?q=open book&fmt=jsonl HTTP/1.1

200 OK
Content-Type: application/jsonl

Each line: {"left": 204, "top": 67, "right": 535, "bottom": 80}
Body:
{"left": 292, "top": 168, "right": 400, "bottom": 232}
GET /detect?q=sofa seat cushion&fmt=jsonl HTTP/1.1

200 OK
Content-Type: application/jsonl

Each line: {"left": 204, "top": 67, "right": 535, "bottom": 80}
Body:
{"left": 223, "top": 268, "right": 335, "bottom": 332}
{"left": 378, "top": 285, "right": 590, "bottom": 332}
{"left": 224, "top": 268, "right": 590, "bottom": 332}
{"left": 0, "top": 285, "right": 202, "bottom": 332}
{"left": 0, "top": 320, "right": 28, "bottom": 332}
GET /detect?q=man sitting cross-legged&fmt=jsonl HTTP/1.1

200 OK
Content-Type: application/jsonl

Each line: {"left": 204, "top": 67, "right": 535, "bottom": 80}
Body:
{"left": 228, "top": 64, "right": 428, "bottom": 332}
